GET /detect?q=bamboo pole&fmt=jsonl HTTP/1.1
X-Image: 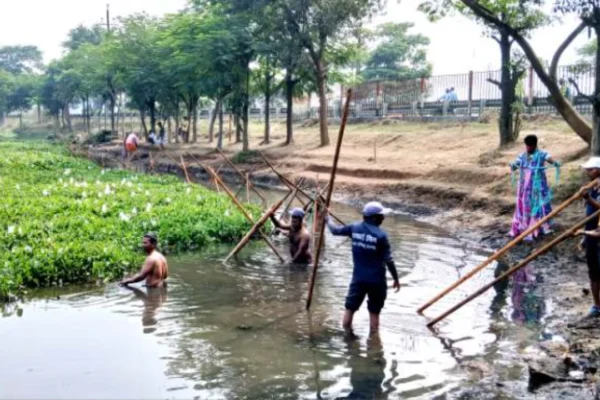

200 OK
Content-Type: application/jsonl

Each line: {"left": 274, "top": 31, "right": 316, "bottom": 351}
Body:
{"left": 306, "top": 88, "right": 352, "bottom": 311}
{"left": 259, "top": 152, "right": 346, "bottom": 226}
{"left": 225, "top": 191, "right": 292, "bottom": 263}
{"left": 216, "top": 147, "right": 266, "bottom": 203}
{"left": 417, "top": 179, "right": 599, "bottom": 314}
{"left": 428, "top": 208, "right": 600, "bottom": 327}
{"left": 205, "top": 166, "right": 286, "bottom": 263}
{"left": 180, "top": 155, "right": 191, "bottom": 184}
{"left": 246, "top": 172, "right": 250, "bottom": 204}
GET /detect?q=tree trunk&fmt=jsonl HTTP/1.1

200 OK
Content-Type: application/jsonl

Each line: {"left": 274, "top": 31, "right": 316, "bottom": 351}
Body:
{"left": 235, "top": 114, "right": 242, "bottom": 143}
{"left": 316, "top": 62, "right": 330, "bottom": 146}
{"left": 498, "top": 32, "right": 515, "bottom": 147}
{"left": 140, "top": 109, "right": 148, "bottom": 137}
{"left": 63, "top": 104, "right": 72, "bottom": 132}
{"left": 264, "top": 69, "right": 271, "bottom": 145}
{"left": 167, "top": 117, "right": 172, "bottom": 144}
{"left": 461, "top": 1, "right": 592, "bottom": 143}
{"left": 242, "top": 65, "right": 250, "bottom": 152}
{"left": 174, "top": 106, "right": 180, "bottom": 144}
{"left": 109, "top": 95, "right": 116, "bottom": 134}
{"left": 208, "top": 100, "right": 219, "bottom": 143}
{"left": 192, "top": 100, "right": 198, "bottom": 143}
{"left": 217, "top": 99, "right": 224, "bottom": 149}
{"left": 19, "top": 111, "right": 23, "bottom": 131}
{"left": 592, "top": 28, "right": 600, "bottom": 156}
{"left": 37, "top": 103, "right": 41, "bottom": 124}
{"left": 148, "top": 100, "right": 157, "bottom": 134}
{"left": 285, "top": 73, "right": 295, "bottom": 145}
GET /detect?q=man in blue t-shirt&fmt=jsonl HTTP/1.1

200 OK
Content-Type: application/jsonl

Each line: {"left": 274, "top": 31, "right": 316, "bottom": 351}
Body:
{"left": 574, "top": 157, "right": 600, "bottom": 318}
{"left": 325, "top": 201, "right": 400, "bottom": 333}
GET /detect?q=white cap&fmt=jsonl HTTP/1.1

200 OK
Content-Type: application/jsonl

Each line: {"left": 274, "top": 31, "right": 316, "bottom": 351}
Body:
{"left": 581, "top": 157, "right": 600, "bottom": 170}
{"left": 362, "top": 201, "right": 390, "bottom": 217}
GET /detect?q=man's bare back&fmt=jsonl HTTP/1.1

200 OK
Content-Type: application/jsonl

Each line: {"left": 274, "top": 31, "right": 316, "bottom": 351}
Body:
{"left": 145, "top": 251, "right": 169, "bottom": 288}
{"left": 288, "top": 227, "right": 312, "bottom": 265}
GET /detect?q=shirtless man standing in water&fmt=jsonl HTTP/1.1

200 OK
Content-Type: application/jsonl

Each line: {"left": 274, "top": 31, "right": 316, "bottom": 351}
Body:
{"left": 270, "top": 208, "right": 312, "bottom": 265}
{"left": 120, "top": 233, "right": 168, "bottom": 288}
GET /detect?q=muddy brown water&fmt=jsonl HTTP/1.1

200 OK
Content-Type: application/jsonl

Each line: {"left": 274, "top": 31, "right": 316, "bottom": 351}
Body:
{"left": 0, "top": 188, "right": 549, "bottom": 399}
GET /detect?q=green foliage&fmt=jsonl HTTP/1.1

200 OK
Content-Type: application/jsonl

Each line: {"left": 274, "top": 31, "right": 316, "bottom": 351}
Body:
{"left": 62, "top": 25, "right": 104, "bottom": 51}
{"left": 0, "top": 45, "right": 43, "bottom": 75}
{"left": 0, "top": 141, "right": 261, "bottom": 301}
{"left": 362, "top": 22, "right": 432, "bottom": 81}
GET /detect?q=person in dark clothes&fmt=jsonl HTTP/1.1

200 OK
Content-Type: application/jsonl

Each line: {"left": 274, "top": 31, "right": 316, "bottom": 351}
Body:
{"left": 324, "top": 201, "right": 400, "bottom": 333}
{"left": 574, "top": 157, "right": 600, "bottom": 318}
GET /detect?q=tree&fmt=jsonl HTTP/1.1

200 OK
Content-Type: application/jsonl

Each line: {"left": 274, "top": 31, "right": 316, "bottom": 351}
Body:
{"left": 0, "top": 70, "right": 13, "bottom": 125}
{"left": 0, "top": 46, "right": 42, "bottom": 75}
{"left": 62, "top": 25, "right": 104, "bottom": 51}
{"left": 554, "top": 0, "right": 600, "bottom": 153}
{"left": 452, "top": 0, "right": 592, "bottom": 146}
{"left": 362, "top": 22, "right": 432, "bottom": 81}
{"left": 420, "top": 0, "right": 546, "bottom": 146}
{"left": 280, "top": 0, "right": 385, "bottom": 146}
{"left": 7, "top": 74, "right": 37, "bottom": 131}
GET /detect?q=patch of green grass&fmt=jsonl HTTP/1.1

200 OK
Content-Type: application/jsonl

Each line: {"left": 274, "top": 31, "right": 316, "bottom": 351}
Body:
{"left": 0, "top": 140, "right": 261, "bottom": 301}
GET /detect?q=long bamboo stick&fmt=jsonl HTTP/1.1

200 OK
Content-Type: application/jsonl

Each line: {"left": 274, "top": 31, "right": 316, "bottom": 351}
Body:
{"left": 417, "top": 179, "right": 598, "bottom": 314}
{"left": 180, "top": 155, "right": 191, "bottom": 184}
{"left": 260, "top": 152, "right": 346, "bottom": 226}
{"left": 205, "top": 166, "right": 286, "bottom": 263}
{"left": 428, "top": 208, "right": 600, "bottom": 327}
{"left": 225, "top": 191, "right": 292, "bottom": 262}
{"left": 216, "top": 147, "right": 266, "bottom": 202}
{"left": 306, "top": 88, "right": 352, "bottom": 311}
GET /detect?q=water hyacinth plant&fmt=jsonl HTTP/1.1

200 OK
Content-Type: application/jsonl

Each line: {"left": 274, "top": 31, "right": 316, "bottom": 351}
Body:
{"left": 0, "top": 141, "right": 262, "bottom": 301}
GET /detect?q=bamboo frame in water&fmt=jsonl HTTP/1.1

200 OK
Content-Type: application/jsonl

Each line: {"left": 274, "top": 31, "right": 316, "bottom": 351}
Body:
{"left": 417, "top": 179, "right": 599, "bottom": 315}
{"left": 427, "top": 208, "right": 600, "bottom": 327}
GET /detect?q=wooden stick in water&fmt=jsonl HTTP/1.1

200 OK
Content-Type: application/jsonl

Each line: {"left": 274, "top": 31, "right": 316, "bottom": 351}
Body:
{"left": 205, "top": 166, "right": 286, "bottom": 263}
{"left": 417, "top": 179, "right": 598, "bottom": 314}
{"left": 306, "top": 88, "right": 352, "bottom": 311}
{"left": 246, "top": 172, "right": 250, "bottom": 204}
{"left": 180, "top": 155, "right": 191, "bottom": 184}
{"left": 259, "top": 152, "right": 346, "bottom": 226}
{"left": 216, "top": 147, "right": 266, "bottom": 202}
{"left": 428, "top": 208, "right": 600, "bottom": 327}
{"left": 225, "top": 191, "right": 292, "bottom": 262}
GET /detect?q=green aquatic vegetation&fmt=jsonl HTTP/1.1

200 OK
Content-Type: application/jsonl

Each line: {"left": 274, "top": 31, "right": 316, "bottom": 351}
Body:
{"left": 0, "top": 141, "right": 262, "bottom": 301}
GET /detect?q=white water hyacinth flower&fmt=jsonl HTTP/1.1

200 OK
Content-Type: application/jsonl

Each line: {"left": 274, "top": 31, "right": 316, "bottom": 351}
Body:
{"left": 101, "top": 170, "right": 106, "bottom": 175}
{"left": 130, "top": 191, "right": 136, "bottom": 198}
{"left": 131, "top": 207, "right": 138, "bottom": 216}
{"left": 7, "top": 226, "right": 15, "bottom": 234}
{"left": 82, "top": 192, "right": 87, "bottom": 198}
{"left": 145, "top": 203, "right": 152, "bottom": 213}
{"left": 101, "top": 204, "right": 108, "bottom": 215}
{"left": 24, "top": 246, "right": 32, "bottom": 253}
{"left": 224, "top": 210, "right": 231, "bottom": 217}
{"left": 145, "top": 190, "right": 150, "bottom": 196}
{"left": 119, "top": 212, "right": 130, "bottom": 222}
{"left": 151, "top": 219, "right": 158, "bottom": 227}
{"left": 15, "top": 184, "right": 20, "bottom": 190}
{"left": 104, "top": 185, "right": 112, "bottom": 196}
{"left": 63, "top": 169, "right": 71, "bottom": 176}
{"left": 165, "top": 198, "right": 172, "bottom": 204}
{"left": 42, "top": 190, "right": 50, "bottom": 197}
{"left": 126, "top": 181, "right": 133, "bottom": 188}
{"left": 186, "top": 187, "right": 192, "bottom": 195}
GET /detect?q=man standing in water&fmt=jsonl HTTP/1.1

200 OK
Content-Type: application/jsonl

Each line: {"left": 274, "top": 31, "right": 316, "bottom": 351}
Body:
{"left": 574, "top": 158, "right": 600, "bottom": 318}
{"left": 120, "top": 233, "right": 169, "bottom": 288}
{"left": 270, "top": 208, "right": 312, "bottom": 264}
{"left": 325, "top": 202, "right": 400, "bottom": 333}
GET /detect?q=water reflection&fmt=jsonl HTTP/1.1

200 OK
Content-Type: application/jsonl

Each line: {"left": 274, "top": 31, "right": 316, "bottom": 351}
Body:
{"left": 341, "top": 333, "right": 387, "bottom": 400}
{"left": 122, "top": 285, "right": 168, "bottom": 334}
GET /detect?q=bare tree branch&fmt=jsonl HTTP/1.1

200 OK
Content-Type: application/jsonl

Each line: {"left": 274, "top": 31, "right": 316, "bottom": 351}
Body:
{"left": 550, "top": 21, "right": 587, "bottom": 82}
{"left": 487, "top": 78, "right": 501, "bottom": 87}
{"left": 569, "top": 78, "right": 595, "bottom": 104}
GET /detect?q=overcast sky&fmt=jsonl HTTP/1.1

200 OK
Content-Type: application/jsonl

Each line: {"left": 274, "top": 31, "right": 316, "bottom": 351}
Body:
{"left": 0, "top": 0, "right": 591, "bottom": 75}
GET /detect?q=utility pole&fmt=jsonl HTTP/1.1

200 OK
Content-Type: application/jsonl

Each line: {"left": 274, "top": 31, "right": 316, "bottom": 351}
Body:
{"left": 106, "top": 4, "right": 110, "bottom": 32}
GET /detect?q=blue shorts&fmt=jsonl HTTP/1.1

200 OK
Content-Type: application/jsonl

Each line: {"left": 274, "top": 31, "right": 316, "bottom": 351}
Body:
{"left": 586, "top": 240, "right": 600, "bottom": 282}
{"left": 345, "top": 281, "right": 387, "bottom": 314}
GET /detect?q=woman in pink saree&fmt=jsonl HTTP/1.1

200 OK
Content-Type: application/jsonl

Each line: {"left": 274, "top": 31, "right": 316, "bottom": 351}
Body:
{"left": 509, "top": 135, "right": 561, "bottom": 241}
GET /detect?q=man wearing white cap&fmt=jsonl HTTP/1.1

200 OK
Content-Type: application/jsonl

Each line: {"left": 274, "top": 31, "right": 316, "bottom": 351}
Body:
{"left": 574, "top": 157, "right": 600, "bottom": 317}
{"left": 270, "top": 208, "right": 312, "bottom": 264}
{"left": 324, "top": 201, "right": 400, "bottom": 333}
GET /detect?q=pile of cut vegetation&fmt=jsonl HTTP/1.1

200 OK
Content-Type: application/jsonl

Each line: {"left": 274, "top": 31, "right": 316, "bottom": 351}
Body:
{"left": 0, "top": 141, "right": 261, "bottom": 301}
